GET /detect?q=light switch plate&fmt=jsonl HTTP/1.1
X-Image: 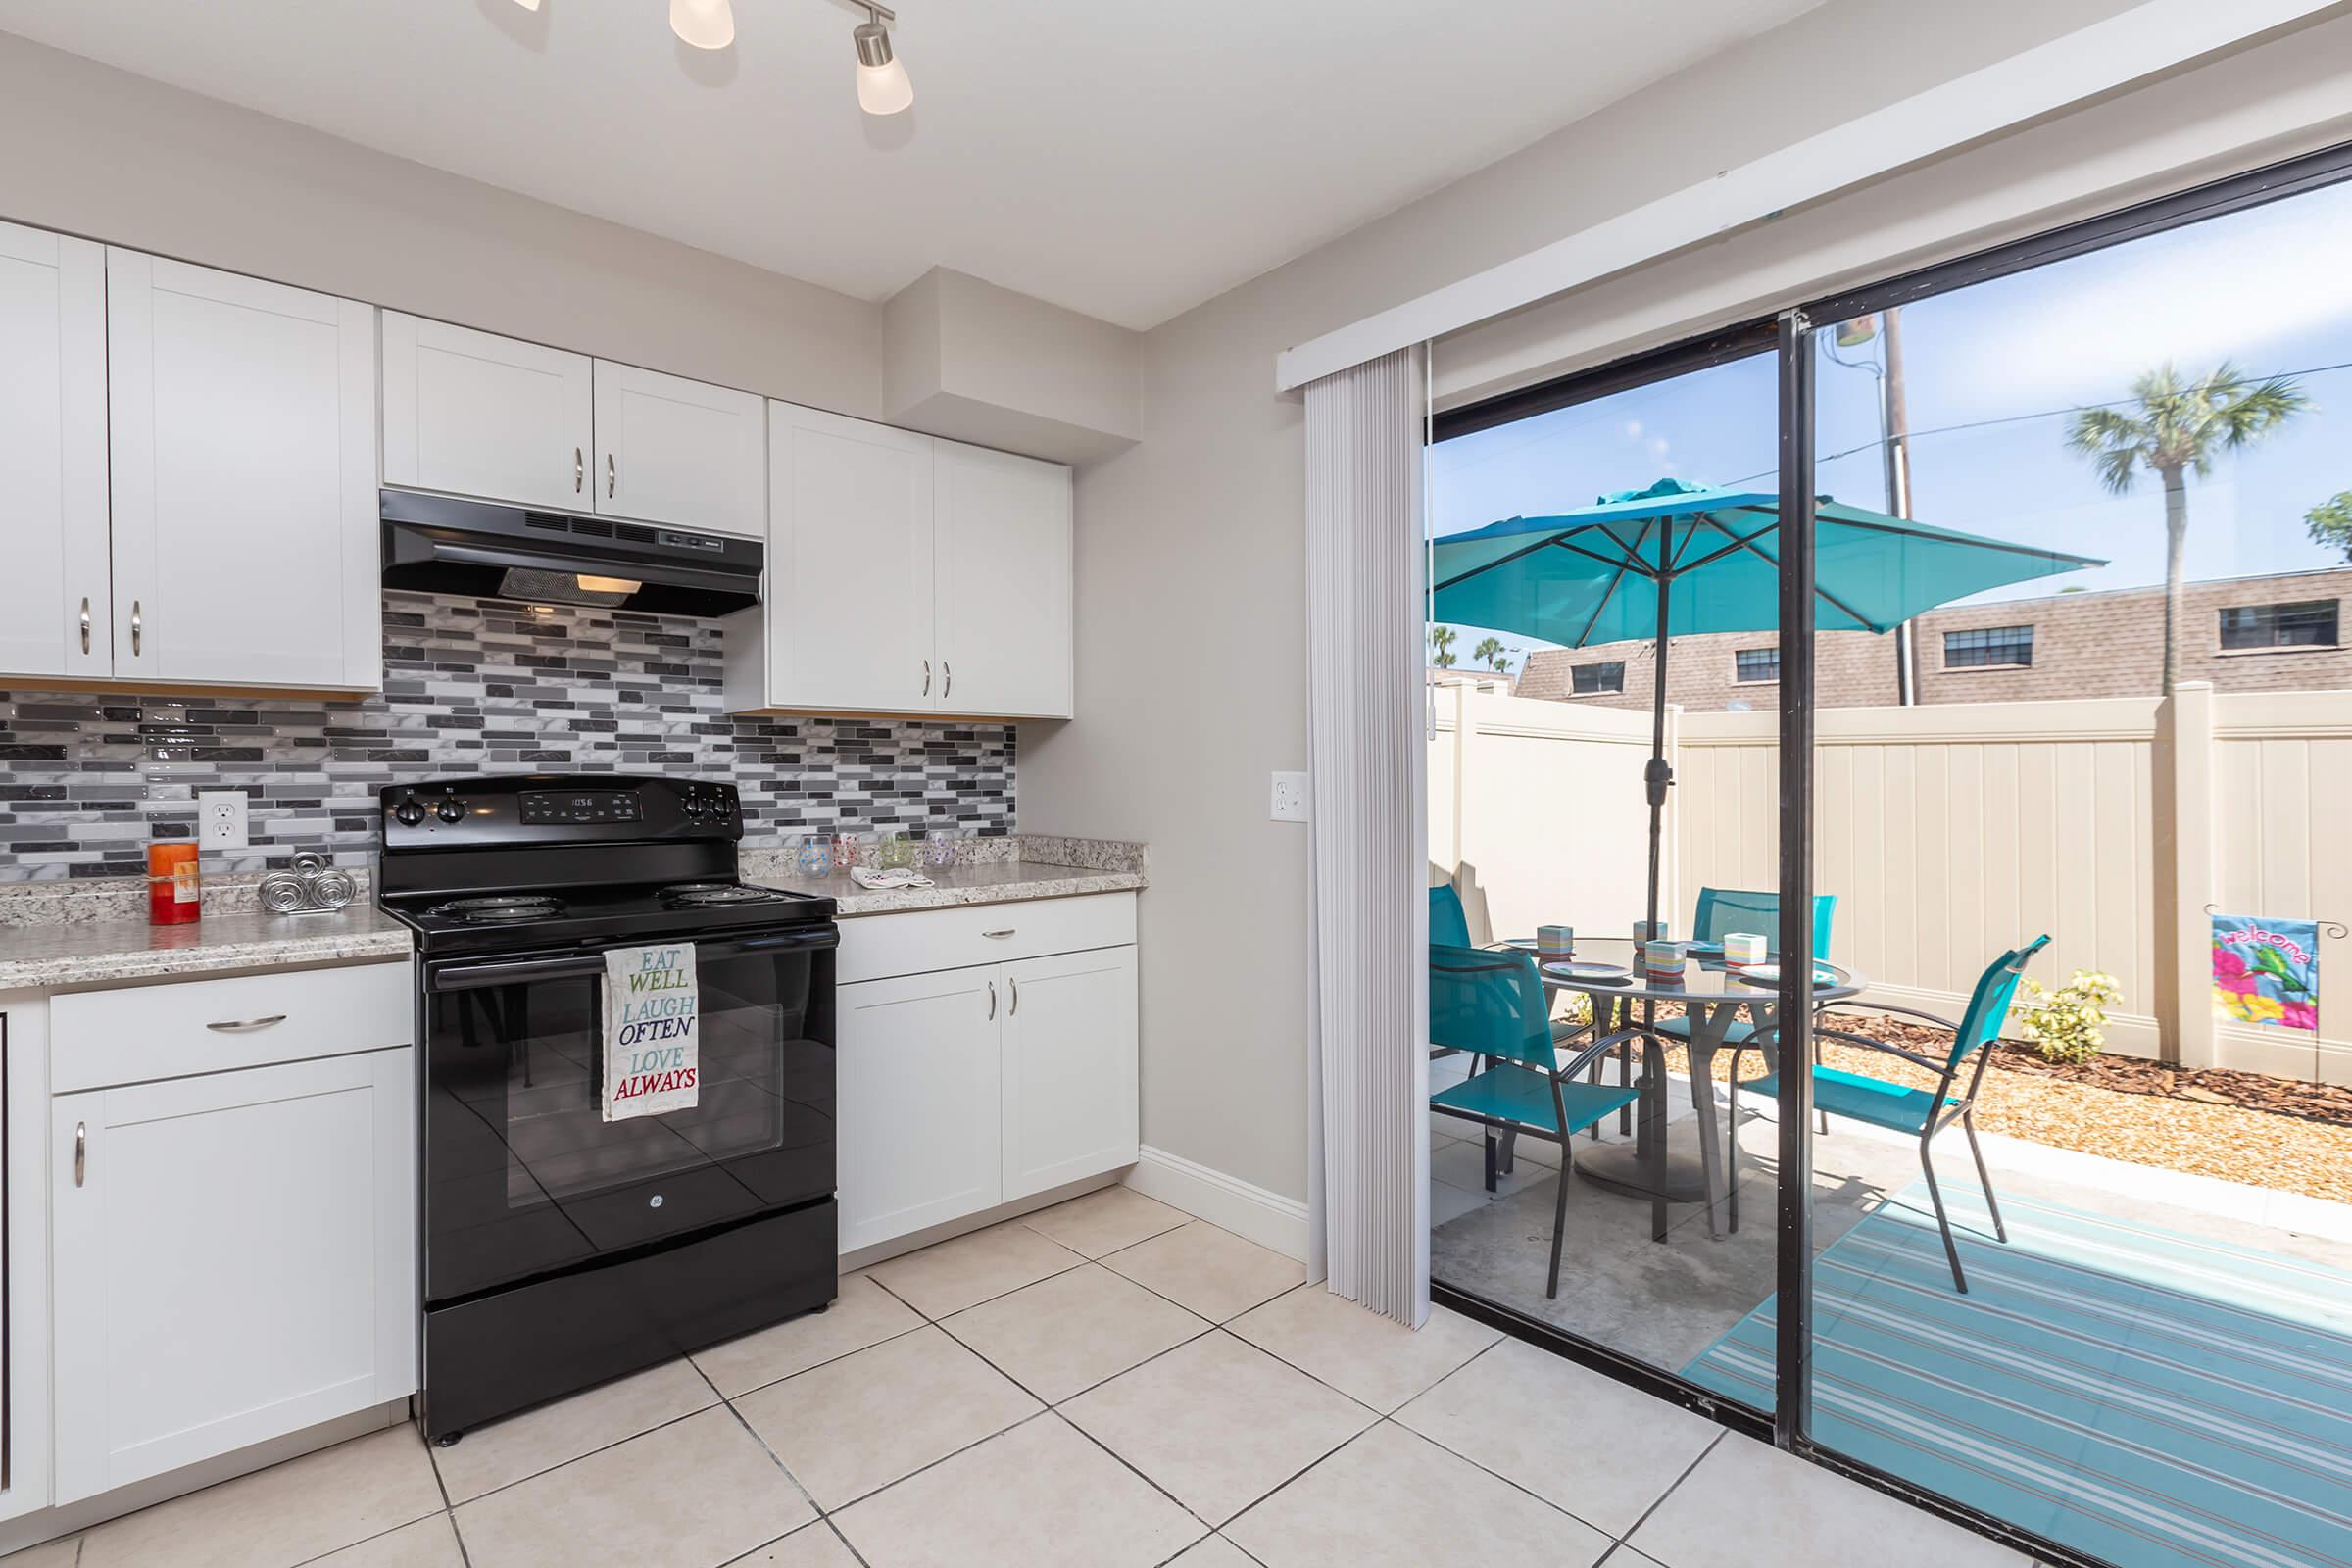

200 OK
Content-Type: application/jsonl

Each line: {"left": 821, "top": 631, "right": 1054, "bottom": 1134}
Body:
{"left": 1270, "top": 771, "right": 1310, "bottom": 823}
{"left": 198, "top": 790, "right": 249, "bottom": 851}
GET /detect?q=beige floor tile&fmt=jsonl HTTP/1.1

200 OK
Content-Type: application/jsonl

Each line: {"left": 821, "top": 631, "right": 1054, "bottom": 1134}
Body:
{"left": 1101, "top": 1221, "right": 1306, "bottom": 1321}
{"left": 1061, "top": 1330, "right": 1376, "bottom": 1524}
{"left": 1396, "top": 1337, "right": 1719, "bottom": 1536}
{"left": 0, "top": 1539, "right": 80, "bottom": 1567}
{"left": 309, "top": 1514, "right": 468, "bottom": 1567}
{"left": 1629, "top": 1431, "right": 2030, "bottom": 1568}
{"left": 831, "top": 1414, "right": 1203, "bottom": 1568}
{"left": 1227, "top": 1288, "right": 1498, "bottom": 1413}
{"left": 732, "top": 1325, "right": 1041, "bottom": 1509}
{"left": 721, "top": 1521, "right": 862, "bottom": 1567}
{"left": 1167, "top": 1537, "right": 1258, "bottom": 1567}
{"left": 454, "top": 1405, "right": 812, "bottom": 1568}
{"left": 1225, "top": 1422, "right": 1609, "bottom": 1568}
{"left": 79, "top": 1424, "right": 445, "bottom": 1568}
{"left": 431, "top": 1356, "right": 717, "bottom": 1502}
{"left": 865, "top": 1221, "right": 1086, "bottom": 1317}
{"left": 692, "top": 1273, "right": 925, "bottom": 1397}
{"left": 941, "top": 1262, "right": 1209, "bottom": 1402}
{"left": 1019, "top": 1186, "right": 1191, "bottom": 1257}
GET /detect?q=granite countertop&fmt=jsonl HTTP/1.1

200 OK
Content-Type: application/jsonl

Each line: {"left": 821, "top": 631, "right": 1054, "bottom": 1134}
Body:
{"left": 0, "top": 905, "right": 414, "bottom": 993}
{"left": 747, "top": 857, "right": 1148, "bottom": 916}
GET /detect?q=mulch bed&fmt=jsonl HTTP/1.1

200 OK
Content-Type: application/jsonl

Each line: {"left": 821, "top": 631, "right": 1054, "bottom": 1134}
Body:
{"left": 1980, "top": 1039, "right": 2352, "bottom": 1129}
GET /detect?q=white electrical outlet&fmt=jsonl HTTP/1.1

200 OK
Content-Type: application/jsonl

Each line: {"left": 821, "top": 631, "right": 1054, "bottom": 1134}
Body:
{"left": 198, "top": 791, "right": 249, "bottom": 851}
{"left": 1270, "top": 771, "right": 1310, "bottom": 823}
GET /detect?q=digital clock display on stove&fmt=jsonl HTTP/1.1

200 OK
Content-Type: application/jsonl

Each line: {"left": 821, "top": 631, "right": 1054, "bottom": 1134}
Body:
{"left": 519, "top": 790, "right": 643, "bottom": 825}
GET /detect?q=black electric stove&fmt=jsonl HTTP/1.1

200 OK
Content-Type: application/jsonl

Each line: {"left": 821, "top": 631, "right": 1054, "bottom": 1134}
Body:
{"left": 378, "top": 774, "right": 840, "bottom": 1441}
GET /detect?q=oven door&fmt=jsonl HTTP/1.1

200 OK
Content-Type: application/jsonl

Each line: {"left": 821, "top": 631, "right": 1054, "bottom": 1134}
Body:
{"left": 421, "top": 924, "right": 837, "bottom": 1304}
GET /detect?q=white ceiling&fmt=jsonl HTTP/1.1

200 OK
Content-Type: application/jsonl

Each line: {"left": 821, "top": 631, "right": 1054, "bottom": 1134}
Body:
{"left": 0, "top": 0, "right": 1821, "bottom": 330}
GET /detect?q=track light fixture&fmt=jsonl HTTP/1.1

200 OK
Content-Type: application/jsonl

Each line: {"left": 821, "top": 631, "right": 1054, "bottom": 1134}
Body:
{"left": 852, "top": 6, "right": 913, "bottom": 116}
{"left": 668, "top": 0, "right": 735, "bottom": 51}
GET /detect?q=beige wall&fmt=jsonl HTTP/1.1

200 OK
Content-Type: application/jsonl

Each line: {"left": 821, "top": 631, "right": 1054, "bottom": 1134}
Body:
{"left": 1024, "top": 2, "right": 2352, "bottom": 1204}
{"left": 0, "top": 33, "right": 885, "bottom": 418}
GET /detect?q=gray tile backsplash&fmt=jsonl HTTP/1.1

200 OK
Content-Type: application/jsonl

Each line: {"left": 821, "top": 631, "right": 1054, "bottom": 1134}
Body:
{"left": 0, "top": 591, "right": 1015, "bottom": 879}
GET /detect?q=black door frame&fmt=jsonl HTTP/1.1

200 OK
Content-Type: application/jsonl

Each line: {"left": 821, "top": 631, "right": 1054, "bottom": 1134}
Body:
{"left": 1428, "top": 132, "right": 2352, "bottom": 1568}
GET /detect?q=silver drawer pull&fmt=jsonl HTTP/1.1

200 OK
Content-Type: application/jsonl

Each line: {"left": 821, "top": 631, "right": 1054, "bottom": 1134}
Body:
{"left": 206, "top": 1014, "right": 288, "bottom": 1033}
{"left": 982, "top": 929, "right": 1015, "bottom": 940}
{"left": 74, "top": 1122, "right": 86, "bottom": 1188}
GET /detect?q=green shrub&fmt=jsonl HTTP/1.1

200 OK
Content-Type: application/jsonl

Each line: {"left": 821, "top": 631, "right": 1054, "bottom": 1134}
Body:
{"left": 2013, "top": 970, "right": 2122, "bottom": 1065}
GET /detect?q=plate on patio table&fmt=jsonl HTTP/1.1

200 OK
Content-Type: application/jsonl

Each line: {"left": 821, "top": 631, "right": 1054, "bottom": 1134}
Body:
{"left": 1500, "top": 937, "right": 1543, "bottom": 951}
{"left": 1685, "top": 941, "right": 1725, "bottom": 957}
{"left": 1732, "top": 963, "right": 1838, "bottom": 988}
{"left": 1543, "top": 959, "right": 1630, "bottom": 984}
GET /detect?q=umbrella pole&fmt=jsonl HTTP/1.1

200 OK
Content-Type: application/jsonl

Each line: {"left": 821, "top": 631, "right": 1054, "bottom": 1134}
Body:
{"left": 1642, "top": 544, "right": 1673, "bottom": 1240}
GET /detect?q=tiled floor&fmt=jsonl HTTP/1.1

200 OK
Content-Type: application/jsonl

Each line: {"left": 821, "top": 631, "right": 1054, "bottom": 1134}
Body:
{"left": 8, "top": 1182, "right": 2026, "bottom": 1568}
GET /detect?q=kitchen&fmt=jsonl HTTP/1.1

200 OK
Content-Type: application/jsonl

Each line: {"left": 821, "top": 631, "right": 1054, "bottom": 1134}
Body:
{"left": 0, "top": 177, "right": 1152, "bottom": 1554}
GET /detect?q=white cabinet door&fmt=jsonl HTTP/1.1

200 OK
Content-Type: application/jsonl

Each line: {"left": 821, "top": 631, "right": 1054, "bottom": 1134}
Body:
{"left": 1000, "top": 947, "right": 1139, "bottom": 1200}
{"left": 0, "top": 1004, "right": 55, "bottom": 1523}
{"left": 934, "top": 439, "right": 1074, "bottom": 718}
{"left": 107, "top": 252, "right": 380, "bottom": 690}
{"left": 50, "top": 1050, "right": 416, "bottom": 1505}
{"left": 837, "top": 967, "right": 1003, "bottom": 1251}
{"left": 593, "top": 360, "right": 765, "bottom": 536}
{"left": 381, "top": 312, "right": 593, "bottom": 512}
{"left": 0, "top": 221, "right": 110, "bottom": 683}
{"left": 766, "top": 403, "right": 936, "bottom": 714}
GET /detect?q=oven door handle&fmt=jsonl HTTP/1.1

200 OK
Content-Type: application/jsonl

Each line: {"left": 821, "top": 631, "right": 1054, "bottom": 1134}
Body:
{"left": 427, "top": 926, "right": 840, "bottom": 993}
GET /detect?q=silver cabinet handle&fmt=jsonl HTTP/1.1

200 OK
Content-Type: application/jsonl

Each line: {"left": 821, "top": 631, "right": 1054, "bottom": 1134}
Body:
{"left": 944, "top": 661, "right": 953, "bottom": 698}
{"left": 206, "top": 1014, "right": 287, "bottom": 1033}
{"left": 1008, "top": 977, "right": 1019, "bottom": 1016}
{"left": 982, "top": 928, "right": 1015, "bottom": 940}
{"left": 986, "top": 981, "right": 997, "bottom": 1021}
{"left": 574, "top": 446, "right": 584, "bottom": 493}
{"left": 607, "top": 453, "right": 616, "bottom": 499}
{"left": 922, "top": 660, "right": 931, "bottom": 696}
{"left": 130, "top": 600, "right": 141, "bottom": 658}
{"left": 79, "top": 597, "right": 91, "bottom": 655}
{"left": 74, "top": 1122, "right": 86, "bottom": 1188}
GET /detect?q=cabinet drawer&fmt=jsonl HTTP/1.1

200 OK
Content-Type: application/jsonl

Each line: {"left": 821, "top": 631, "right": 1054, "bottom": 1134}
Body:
{"left": 837, "top": 893, "right": 1135, "bottom": 985}
{"left": 52, "top": 960, "right": 414, "bottom": 1092}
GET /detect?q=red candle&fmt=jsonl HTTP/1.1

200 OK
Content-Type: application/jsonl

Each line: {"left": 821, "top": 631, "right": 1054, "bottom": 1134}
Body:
{"left": 148, "top": 842, "right": 201, "bottom": 925}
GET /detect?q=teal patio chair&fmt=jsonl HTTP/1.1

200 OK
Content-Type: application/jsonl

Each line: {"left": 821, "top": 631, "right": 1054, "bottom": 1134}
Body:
{"left": 1429, "top": 943, "right": 1642, "bottom": 1298}
{"left": 1649, "top": 887, "right": 1838, "bottom": 1132}
{"left": 1727, "top": 935, "right": 2050, "bottom": 1293}
{"left": 1429, "top": 883, "right": 1473, "bottom": 948}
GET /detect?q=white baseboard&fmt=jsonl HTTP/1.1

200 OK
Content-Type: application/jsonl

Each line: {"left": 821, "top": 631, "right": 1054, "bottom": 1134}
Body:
{"left": 1124, "top": 1145, "right": 1311, "bottom": 1261}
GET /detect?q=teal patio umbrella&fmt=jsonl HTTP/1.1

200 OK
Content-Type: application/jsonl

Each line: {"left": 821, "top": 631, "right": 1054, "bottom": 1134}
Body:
{"left": 1431, "top": 477, "right": 2102, "bottom": 934}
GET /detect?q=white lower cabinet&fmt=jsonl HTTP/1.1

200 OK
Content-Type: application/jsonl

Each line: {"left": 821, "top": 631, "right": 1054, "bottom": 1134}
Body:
{"left": 1001, "top": 948, "right": 1140, "bottom": 1201}
{"left": 836, "top": 899, "right": 1139, "bottom": 1254}
{"left": 49, "top": 1047, "right": 416, "bottom": 1504}
{"left": 837, "top": 966, "right": 1004, "bottom": 1253}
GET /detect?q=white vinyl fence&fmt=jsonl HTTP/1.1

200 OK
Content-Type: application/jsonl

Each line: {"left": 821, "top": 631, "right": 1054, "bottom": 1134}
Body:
{"left": 1427, "top": 680, "right": 2352, "bottom": 1086}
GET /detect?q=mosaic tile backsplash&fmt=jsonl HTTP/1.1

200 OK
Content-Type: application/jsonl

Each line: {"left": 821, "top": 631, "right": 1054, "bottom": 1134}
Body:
{"left": 0, "top": 592, "right": 1016, "bottom": 880}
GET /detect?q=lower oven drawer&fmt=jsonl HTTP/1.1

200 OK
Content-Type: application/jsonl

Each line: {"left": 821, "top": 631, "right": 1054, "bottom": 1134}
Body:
{"left": 53, "top": 959, "right": 415, "bottom": 1093}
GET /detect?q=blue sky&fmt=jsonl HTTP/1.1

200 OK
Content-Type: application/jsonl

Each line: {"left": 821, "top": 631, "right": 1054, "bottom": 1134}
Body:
{"left": 1430, "top": 177, "right": 2352, "bottom": 667}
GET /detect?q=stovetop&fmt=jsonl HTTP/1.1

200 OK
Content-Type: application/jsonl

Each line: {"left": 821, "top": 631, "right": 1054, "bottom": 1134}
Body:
{"left": 382, "top": 879, "right": 836, "bottom": 956}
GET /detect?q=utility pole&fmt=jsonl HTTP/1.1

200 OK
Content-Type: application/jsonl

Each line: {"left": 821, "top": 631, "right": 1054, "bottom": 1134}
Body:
{"left": 1881, "top": 307, "right": 1919, "bottom": 705}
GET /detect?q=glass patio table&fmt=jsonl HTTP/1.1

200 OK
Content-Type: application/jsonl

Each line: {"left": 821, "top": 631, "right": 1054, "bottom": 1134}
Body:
{"left": 1535, "top": 937, "right": 1865, "bottom": 1242}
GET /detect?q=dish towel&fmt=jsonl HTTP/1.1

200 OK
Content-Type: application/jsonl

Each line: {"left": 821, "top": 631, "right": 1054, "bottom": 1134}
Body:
{"left": 603, "top": 941, "right": 700, "bottom": 1121}
{"left": 850, "top": 867, "right": 935, "bottom": 890}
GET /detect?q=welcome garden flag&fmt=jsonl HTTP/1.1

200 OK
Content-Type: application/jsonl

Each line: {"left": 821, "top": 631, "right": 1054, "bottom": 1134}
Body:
{"left": 2211, "top": 914, "right": 2320, "bottom": 1033}
{"left": 604, "top": 942, "right": 701, "bottom": 1120}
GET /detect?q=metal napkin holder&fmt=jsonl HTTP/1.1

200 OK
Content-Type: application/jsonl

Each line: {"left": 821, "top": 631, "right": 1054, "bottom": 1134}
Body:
{"left": 259, "top": 852, "right": 359, "bottom": 916}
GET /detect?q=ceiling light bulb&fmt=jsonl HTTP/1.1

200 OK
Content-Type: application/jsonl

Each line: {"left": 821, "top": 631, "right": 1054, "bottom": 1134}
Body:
{"left": 669, "top": 0, "right": 734, "bottom": 51}
{"left": 511, "top": 0, "right": 541, "bottom": 11}
{"left": 853, "top": 21, "right": 912, "bottom": 115}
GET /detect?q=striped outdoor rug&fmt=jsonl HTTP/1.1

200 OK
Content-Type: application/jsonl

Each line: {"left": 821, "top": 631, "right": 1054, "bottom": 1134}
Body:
{"left": 1683, "top": 1184, "right": 2352, "bottom": 1568}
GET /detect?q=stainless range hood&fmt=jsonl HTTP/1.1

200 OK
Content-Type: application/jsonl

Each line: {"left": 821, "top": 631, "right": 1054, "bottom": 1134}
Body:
{"left": 380, "top": 489, "right": 763, "bottom": 616}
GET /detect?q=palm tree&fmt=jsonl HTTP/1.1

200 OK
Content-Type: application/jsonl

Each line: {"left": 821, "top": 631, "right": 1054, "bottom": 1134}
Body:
{"left": 1428, "top": 624, "right": 1458, "bottom": 669}
{"left": 2308, "top": 491, "right": 2352, "bottom": 563}
{"left": 1472, "top": 636, "right": 1513, "bottom": 673}
{"left": 2066, "top": 362, "right": 2307, "bottom": 694}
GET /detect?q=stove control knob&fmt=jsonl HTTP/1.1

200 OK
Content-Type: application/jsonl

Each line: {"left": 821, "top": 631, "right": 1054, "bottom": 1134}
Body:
{"left": 436, "top": 798, "right": 466, "bottom": 824}
{"left": 393, "top": 799, "right": 426, "bottom": 827}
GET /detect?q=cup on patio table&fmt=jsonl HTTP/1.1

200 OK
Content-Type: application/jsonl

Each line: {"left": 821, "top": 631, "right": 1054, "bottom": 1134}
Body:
{"left": 1538, "top": 924, "right": 1575, "bottom": 961}
{"left": 1642, "top": 941, "right": 1687, "bottom": 984}
{"left": 1723, "top": 932, "right": 1768, "bottom": 967}
{"left": 1633, "top": 919, "right": 1669, "bottom": 942}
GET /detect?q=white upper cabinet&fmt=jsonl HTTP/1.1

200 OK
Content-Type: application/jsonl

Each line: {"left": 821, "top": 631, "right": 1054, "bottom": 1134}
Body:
{"left": 593, "top": 360, "right": 765, "bottom": 536}
{"left": 381, "top": 312, "right": 593, "bottom": 513}
{"left": 935, "top": 438, "right": 1074, "bottom": 719}
{"left": 107, "top": 252, "right": 380, "bottom": 691}
{"left": 733, "top": 402, "right": 937, "bottom": 715}
{"left": 0, "top": 221, "right": 111, "bottom": 684}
